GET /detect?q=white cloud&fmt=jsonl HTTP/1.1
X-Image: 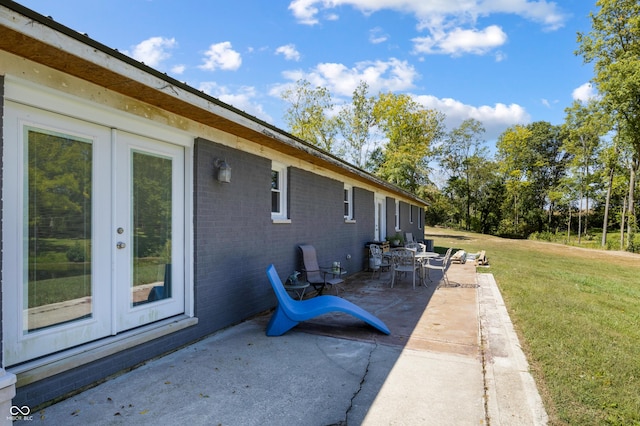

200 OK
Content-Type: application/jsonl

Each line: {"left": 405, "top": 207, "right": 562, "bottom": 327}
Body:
{"left": 171, "top": 64, "right": 186, "bottom": 75}
{"left": 494, "top": 50, "right": 507, "bottom": 62}
{"left": 413, "top": 25, "right": 507, "bottom": 56}
{"left": 276, "top": 44, "right": 301, "bottom": 61}
{"left": 541, "top": 98, "right": 559, "bottom": 109}
{"left": 414, "top": 94, "right": 531, "bottom": 140}
{"left": 288, "top": 0, "right": 320, "bottom": 25}
{"left": 572, "top": 82, "right": 596, "bottom": 102}
{"left": 288, "top": 0, "right": 566, "bottom": 56}
{"left": 272, "top": 57, "right": 418, "bottom": 98}
{"left": 289, "top": 0, "right": 566, "bottom": 30}
{"left": 199, "top": 42, "right": 242, "bottom": 71}
{"left": 369, "top": 27, "right": 389, "bottom": 44}
{"left": 126, "top": 36, "right": 177, "bottom": 67}
{"left": 199, "top": 82, "right": 272, "bottom": 122}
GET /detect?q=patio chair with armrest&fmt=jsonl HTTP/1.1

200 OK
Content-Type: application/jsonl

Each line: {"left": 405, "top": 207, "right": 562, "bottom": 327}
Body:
{"left": 265, "top": 264, "right": 390, "bottom": 336}
{"left": 404, "top": 242, "right": 426, "bottom": 252}
{"left": 299, "top": 244, "right": 345, "bottom": 295}
{"left": 390, "top": 247, "right": 421, "bottom": 289}
{"left": 423, "top": 247, "right": 453, "bottom": 286}
{"left": 405, "top": 232, "right": 425, "bottom": 245}
{"left": 369, "top": 244, "right": 391, "bottom": 279}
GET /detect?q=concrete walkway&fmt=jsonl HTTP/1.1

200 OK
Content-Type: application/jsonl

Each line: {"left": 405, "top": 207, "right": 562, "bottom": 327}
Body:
{"left": 33, "top": 262, "right": 547, "bottom": 425}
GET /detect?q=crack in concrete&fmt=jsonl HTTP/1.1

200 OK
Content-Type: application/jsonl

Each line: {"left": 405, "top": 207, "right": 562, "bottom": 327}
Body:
{"left": 479, "top": 314, "right": 492, "bottom": 426}
{"left": 325, "top": 341, "right": 378, "bottom": 426}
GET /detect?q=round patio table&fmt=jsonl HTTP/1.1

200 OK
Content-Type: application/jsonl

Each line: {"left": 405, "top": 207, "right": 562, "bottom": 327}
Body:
{"left": 284, "top": 281, "right": 310, "bottom": 300}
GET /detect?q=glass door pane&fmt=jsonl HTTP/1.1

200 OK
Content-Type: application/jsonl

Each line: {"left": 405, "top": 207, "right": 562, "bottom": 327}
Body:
{"left": 25, "top": 127, "right": 93, "bottom": 332}
{"left": 131, "top": 151, "right": 173, "bottom": 306}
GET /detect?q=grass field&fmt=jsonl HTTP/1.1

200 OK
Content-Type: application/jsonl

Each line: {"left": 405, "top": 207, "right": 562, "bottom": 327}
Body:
{"left": 424, "top": 227, "right": 640, "bottom": 425}
{"left": 529, "top": 229, "right": 640, "bottom": 253}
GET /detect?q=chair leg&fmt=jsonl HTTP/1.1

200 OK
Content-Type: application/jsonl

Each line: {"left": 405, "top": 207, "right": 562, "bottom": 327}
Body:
{"left": 266, "top": 307, "right": 299, "bottom": 336}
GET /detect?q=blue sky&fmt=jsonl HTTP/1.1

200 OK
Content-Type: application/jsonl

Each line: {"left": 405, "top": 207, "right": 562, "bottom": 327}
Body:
{"left": 17, "top": 0, "right": 597, "bottom": 143}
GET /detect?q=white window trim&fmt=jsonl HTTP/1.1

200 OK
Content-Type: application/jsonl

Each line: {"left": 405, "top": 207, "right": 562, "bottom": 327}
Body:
{"left": 271, "top": 161, "right": 289, "bottom": 222}
{"left": 344, "top": 184, "right": 355, "bottom": 223}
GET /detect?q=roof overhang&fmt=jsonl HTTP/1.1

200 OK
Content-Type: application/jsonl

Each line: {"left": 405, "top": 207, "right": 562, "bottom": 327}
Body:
{"left": 0, "top": 1, "right": 428, "bottom": 207}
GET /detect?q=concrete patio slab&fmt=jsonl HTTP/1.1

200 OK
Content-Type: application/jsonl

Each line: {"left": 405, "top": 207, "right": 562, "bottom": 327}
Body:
{"left": 32, "top": 262, "right": 547, "bottom": 425}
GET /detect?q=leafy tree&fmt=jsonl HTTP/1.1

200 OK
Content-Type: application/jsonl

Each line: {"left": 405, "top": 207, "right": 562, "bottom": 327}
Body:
{"left": 364, "top": 146, "right": 385, "bottom": 174}
{"left": 372, "top": 92, "right": 445, "bottom": 194}
{"left": 563, "top": 101, "right": 607, "bottom": 240}
{"left": 550, "top": 176, "right": 580, "bottom": 242}
{"left": 577, "top": 0, "right": 640, "bottom": 249}
{"left": 336, "top": 81, "right": 377, "bottom": 168}
{"left": 526, "top": 122, "right": 570, "bottom": 232}
{"left": 439, "top": 119, "right": 489, "bottom": 230}
{"left": 618, "top": 122, "right": 640, "bottom": 249}
{"left": 281, "top": 79, "right": 340, "bottom": 154}
{"left": 423, "top": 187, "right": 456, "bottom": 227}
{"left": 474, "top": 168, "right": 506, "bottom": 235}
{"left": 441, "top": 176, "right": 466, "bottom": 227}
{"left": 496, "top": 125, "right": 540, "bottom": 236}
{"left": 598, "top": 130, "right": 629, "bottom": 247}
{"left": 496, "top": 122, "right": 570, "bottom": 237}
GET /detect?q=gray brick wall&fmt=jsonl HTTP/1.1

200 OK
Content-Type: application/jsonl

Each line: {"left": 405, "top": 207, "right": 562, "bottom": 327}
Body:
{"left": 398, "top": 202, "right": 424, "bottom": 242}
{"left": 385, "top": 197, "right": 424, "bottom": 243}
{"left": 193, "top": 138, "right": 277, "bottom": 333}
{"left": 386, "top": 196, "right": 396, "bottom": 237}
{"left": 193, "top": 138, "right": 380, "bottom": 329}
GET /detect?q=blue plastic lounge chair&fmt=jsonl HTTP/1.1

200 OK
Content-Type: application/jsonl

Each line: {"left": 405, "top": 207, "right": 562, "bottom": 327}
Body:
{"left": 265, "top": 264, "right": 390, "bottom": 336}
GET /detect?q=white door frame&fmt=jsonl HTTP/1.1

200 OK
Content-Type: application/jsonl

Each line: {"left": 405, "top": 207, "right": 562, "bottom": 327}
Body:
{"left": 374, "top": 194, "right": 387, "bottom": 242}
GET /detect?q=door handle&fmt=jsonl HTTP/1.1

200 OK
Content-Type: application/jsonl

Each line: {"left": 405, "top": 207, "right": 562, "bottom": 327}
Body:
{"left": 116, "top": 242, "right": 126, "bottom": 249}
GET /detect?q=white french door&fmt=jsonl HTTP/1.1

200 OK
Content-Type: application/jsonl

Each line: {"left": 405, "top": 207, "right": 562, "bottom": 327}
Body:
{"left": 3, "top": 101, "right": 186, "bottom": 366}
{"left": 113, "top": 131, "right": 184, "bottom": 332}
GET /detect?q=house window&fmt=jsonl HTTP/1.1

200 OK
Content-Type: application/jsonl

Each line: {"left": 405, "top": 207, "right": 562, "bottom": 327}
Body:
{"left": 395, "top": 200, "right": 400, "bottom": 231}
{"left": 271, "top": 162, "right": 288, "bottom": 221}
{"left": 410, "top": 205, "right": 414, "bottom": 223}
{"left": 344, "top": 185, "right": 353, "bottom": 220}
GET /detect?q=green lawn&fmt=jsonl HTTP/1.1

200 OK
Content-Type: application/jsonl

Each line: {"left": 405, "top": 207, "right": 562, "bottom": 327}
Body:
{"left": 529, "top": 229, "right": 640, "bottom": 253}
{"left": 424, "top": 227, "right": 640, "bottom": 425}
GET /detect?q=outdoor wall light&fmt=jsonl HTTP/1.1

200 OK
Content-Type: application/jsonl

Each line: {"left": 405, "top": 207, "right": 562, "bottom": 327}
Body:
{"left": 214, "top": 158, "right": 231, "bottom": 183}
